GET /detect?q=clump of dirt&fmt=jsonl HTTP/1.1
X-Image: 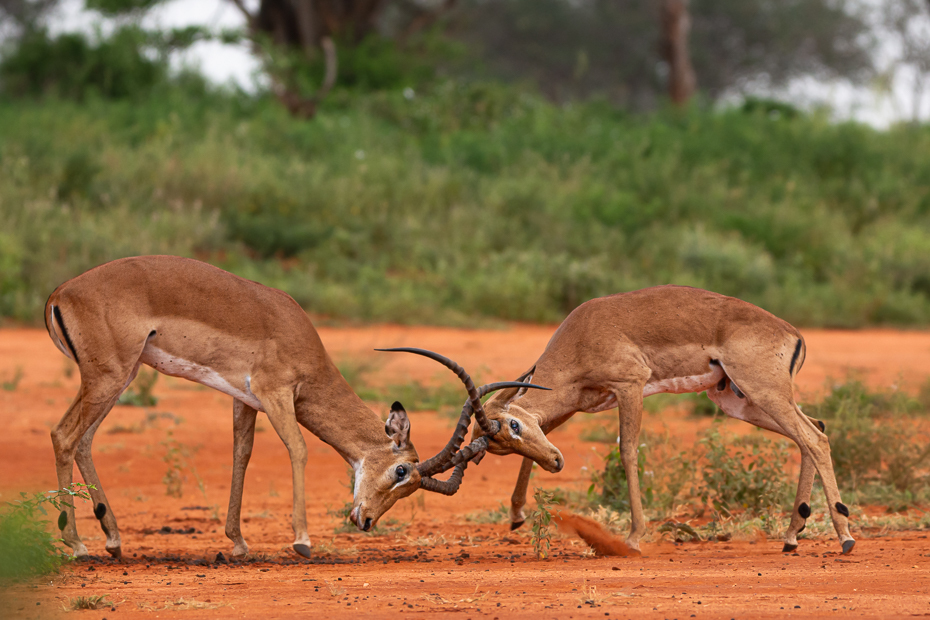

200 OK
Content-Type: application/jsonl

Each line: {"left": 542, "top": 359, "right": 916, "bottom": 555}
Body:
{"left": 554, "top": 513, "right": 640, "bottom": 557}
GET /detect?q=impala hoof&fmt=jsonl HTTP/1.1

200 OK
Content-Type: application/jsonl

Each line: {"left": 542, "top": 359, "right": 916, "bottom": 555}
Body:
{"left": 293, "top": 543, "right": 312, "bottom": 558}
{"left": 510, "top": 520, "right": 525, "bottom": 531}
{"left": 782, "top": 543, "right": 798, "bottom": 553}
{"left": 106, "top": 545, "right": 122, "bottom": 559}
{"left": 842, "top": 539, "right": 855, "bottom": 555}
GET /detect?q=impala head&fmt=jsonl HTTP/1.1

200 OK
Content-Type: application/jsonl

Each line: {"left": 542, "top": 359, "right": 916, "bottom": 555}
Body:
{"left": 349, "top": 401, "right": 422, "bottom": 532}
{"left": 375, "top": 347, "right": 563, "bottom": 477}
{"left": 475, "top": 392, "right": 564, "bottom": 473}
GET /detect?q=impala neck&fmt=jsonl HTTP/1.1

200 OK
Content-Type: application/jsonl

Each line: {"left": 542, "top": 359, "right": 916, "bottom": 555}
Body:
{"left": 297, "top": 367, "right": 394, "bottom": 467}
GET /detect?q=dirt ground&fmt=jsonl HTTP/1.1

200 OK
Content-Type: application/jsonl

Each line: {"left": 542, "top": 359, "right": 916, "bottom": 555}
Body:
{"left": 2, "top": 325, "right": 930, "bottom": 619}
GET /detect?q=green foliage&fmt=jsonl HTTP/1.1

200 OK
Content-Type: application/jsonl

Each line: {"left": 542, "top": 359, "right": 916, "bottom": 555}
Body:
{"left": 337, "top": 358, "right": 467, "bottom": 415}
{"left": 530, "top": 488, "right": 556, "bottom": 559}
{"left": 0, "top": 27, "right": 169, "bottom": 100}
{"left": 1, "top": 366, "right": 23, "bottom": 391}
{"left": 698, "top": 425, "right": 793, "bottom": 517}
{"left": 0, "top": 484, "right": 92, "bottom": 580}
{"left": 464, "top": 503, "right": 509, "bottom": 524}
{"left": 803, "top": 379, "right": 930, "bottom": 506}
{"left": 118, "top": 368, "right": 158, "bottom": 407}
{"left": 2, "top": 86, "right": 930, "bottom": 326}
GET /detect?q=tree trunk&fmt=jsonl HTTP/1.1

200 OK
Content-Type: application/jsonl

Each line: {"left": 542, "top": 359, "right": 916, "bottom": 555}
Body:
{"left": 661, "top": 0, "right": 696, "bottom": 106}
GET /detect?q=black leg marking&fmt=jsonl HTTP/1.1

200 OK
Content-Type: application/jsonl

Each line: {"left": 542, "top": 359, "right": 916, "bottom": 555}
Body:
{"left": 94, "top": 502, "right": 107, "bottom": 520}
{"left": 789, "top": 338, "right": 803, "bottom": 376}
{"left": 782, "top": 543, "right": 798, "bottom": 553}
{"left": 798, "top": 524, "right": 806, "bottom": 534}
{"left": 842, "top": 539, "right": 855, "bottom": 554}
{"left": 835, "top": 502, "right": 849, "bottom": 517}
{"left": 52, "top": 305, "right": 80, "bottom": 364}
{"left": 510, "top": 520, "right": 525, "bottom": 531}
{"left": 798, "top": 502, "right": 811, "bottom": 519}
{"left": 58, "top": 510, "right": 68, "bottom": 531}
{"left": 817, "top": 420, "right": 826, "bottom": 433}
{"left": 716, "top": 377, "right": 727, "bottom": 391}
{"left": 293, "top": 543, "right": 312, "bottom": 559}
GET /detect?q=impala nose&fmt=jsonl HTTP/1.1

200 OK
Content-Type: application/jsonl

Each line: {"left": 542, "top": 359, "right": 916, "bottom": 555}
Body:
{"left": 362, "top": 517, "right": 373, "bottom": 532}
{"left": 553, "top": 455, "right": 564, "bottom": 472}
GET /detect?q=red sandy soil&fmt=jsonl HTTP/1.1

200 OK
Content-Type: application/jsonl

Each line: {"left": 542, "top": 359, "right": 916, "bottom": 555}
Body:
{"left": 2, "top": 326, "right": 930, "bottom": 619}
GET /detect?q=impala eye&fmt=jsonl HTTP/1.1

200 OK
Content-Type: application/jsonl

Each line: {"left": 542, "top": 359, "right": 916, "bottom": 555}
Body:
{"left": 395, "top": 465, "right": 408, "bottom": 480}
{"left": 509, "top": 419, "right": 520, "bottom": 435}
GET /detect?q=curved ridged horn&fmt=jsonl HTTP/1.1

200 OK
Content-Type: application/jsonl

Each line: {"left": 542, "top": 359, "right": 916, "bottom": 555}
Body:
{"left": 418, "top": 461, "right": 467, "bottom": 496}
{"left": 376, "top": 347, "right": 549, "bottom": 478}
{"left": 375, "top": 348, "right": 549, "bottom": 436}
{"left": 376, "top": 347, "right": 496, "bottom": 435}
{"left": 415, "top": 381, "right": 549, "bottom": 477}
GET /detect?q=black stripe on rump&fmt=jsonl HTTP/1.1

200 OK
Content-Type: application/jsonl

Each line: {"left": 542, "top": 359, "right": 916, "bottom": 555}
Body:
{"left": 53, "top": 305, "right": 80, "bottom": 364}
{"left": 789, "top": 338, "right": 802, "bottom": 376}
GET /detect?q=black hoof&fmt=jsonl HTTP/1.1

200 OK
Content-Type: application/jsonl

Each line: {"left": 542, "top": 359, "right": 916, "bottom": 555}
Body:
{"left": 510, "top": 520, "right": 525, "bottom": 531}
{"left": 293, "top": 543, "right": 312, "bottom": 558}
{"left": 105, "top": 546, "right": 122, "bottom": 559}
{"left": 782, "top": 543, "right": 798, "bottom": 553}
{"left": 842, "top": 539, "right": 855, "bottom": 555}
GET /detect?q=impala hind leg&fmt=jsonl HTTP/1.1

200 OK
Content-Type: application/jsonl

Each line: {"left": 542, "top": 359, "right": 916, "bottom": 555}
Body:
{"left": 713, "top": 370, "right": 854, "bottom": 554}
{"left": 71, "top": 362, "right": 143, "bottom": 559}
{"left": 707, "top": 385, "right": 816, "bottom": 552}
{"left": 52, "top": 378, "right": 134, "bottom": 557}
{"left": 261, "top": 393, "right": 311, "bottom": 558}
{"left": 509, "top": 457, "right": 534, "bottom": 530}
{"left": 225, "top": 399, "right": 257, "bottom": 557}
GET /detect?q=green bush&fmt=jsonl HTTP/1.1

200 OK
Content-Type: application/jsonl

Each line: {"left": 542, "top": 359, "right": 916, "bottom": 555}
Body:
{"left": 1, "top": 83, "right": 930, "bottom": 326}
{"left": 0, "top": 485, "right": 92, "bottom": 580}
{"left": 803, "top": 379, "right": 930, "bottom": 507}
{"left": 0, "top": 27, "right": 168, "bottom": 100}
{"left": 697, "top": 425, "right": 793, "bottom": 517}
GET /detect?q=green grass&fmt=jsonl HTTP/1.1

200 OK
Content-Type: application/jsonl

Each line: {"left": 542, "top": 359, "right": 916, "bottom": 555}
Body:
{"left": 1, "top": 82, "right": 930, "bottom": 327}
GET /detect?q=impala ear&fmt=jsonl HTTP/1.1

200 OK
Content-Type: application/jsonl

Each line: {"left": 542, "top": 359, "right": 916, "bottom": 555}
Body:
{"left": 385, "top": 401, "right": 411, "bottom": 449}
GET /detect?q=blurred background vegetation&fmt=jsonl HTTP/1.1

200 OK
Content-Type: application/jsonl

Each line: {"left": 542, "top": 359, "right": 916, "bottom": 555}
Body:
{"left": 1, "top": 0, "right": 929, "bottom": 327}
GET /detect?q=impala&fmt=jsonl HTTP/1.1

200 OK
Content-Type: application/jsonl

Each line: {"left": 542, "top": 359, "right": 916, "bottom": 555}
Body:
{"left": 44, "top": 255, "right": 540, "bottom": 558}
{"left": 390, "top": 286, "right": 855, "bottom": 555}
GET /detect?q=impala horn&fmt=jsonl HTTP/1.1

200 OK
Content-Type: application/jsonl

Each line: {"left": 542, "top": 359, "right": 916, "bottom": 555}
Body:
{"left": 375, "top": 348, "right": 550, "bottom": 493}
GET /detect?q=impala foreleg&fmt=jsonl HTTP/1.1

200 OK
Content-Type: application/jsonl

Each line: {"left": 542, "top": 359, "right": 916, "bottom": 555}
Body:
{"left": 262, "top": 394, "right": 311, "bottom": 558}
{"left": 226, "top": 399, "right": 257, "bottom": 557}
{"left": 509, "top": 457, "right": 534, "bottom": 530}
{"left": 614, "top": 386, "right": 646, "bottom": 552}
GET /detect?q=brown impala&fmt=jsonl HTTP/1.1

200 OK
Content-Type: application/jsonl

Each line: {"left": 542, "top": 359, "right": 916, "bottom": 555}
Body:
{"left": 388, "top": 286, "right": 855, "bottom": 555}
{"left": 44, "top": 255, "right": 544, "bottom": 558}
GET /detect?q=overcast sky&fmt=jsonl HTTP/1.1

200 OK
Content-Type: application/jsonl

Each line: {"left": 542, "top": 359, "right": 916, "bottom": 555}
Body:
{"left": 49, "top": 0, "right": 930, "bottom": 127}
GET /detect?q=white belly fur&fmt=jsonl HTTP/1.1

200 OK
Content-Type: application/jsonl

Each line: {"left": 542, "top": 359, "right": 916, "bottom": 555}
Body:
{"left": 140, "top": 345, "right": 264, "bottom": 411}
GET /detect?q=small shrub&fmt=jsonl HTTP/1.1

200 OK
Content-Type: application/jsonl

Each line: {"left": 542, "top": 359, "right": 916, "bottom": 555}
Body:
{"left": 530, "top": 488, "right": 556, "bottom": 559}
{"left": 118, "top": 368, "right": 158, "bottom": 407}
{"left": 1, "top": 366, "right": 23, "bottom": 391}
{"left": 0, "top": 484, "right": 92, "bottom": 579}
{"left": 698, "top": 424, "right": 793, "bottom": 517}
{"left": 160, "top": 429, "right": 204, "bottom": 499}
{"left": 68, "top": 595, "right": 111, "bottom": 610}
